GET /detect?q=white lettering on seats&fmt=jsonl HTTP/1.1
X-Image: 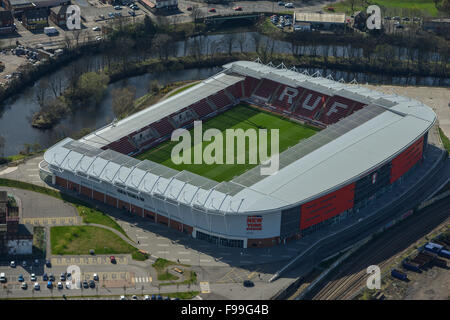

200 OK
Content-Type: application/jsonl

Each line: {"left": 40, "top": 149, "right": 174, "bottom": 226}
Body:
{"left": 278, "top": 87, "right": 299, "bottom": 104}
{"left": 326, "top": 102, "right": 348, "bottom": 116}
{"left": 302, "top": 94, "right": 322, "bottom": 111}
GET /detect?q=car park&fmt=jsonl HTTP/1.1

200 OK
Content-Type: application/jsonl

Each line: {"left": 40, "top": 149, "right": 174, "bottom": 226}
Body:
{"left": 21, "top": 282, "right": 28, "bottom": 290}
{"left": 30, "top": 274, "right": 36, "bottom": 282}
{"left": 34, "top": 282, "right": 40, "bottom": 290}
{"left": 10, "top": 261, "right": 16, "bottom": 268}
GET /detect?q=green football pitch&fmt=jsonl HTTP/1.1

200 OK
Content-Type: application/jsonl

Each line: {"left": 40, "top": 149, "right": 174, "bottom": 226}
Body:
{"left": 135, "top": 104, "right": 319, "bottom": 182}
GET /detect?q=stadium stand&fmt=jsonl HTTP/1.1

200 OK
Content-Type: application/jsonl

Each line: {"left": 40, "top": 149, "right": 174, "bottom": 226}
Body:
{"left": 191, "top": 99, "right": 214, "bottom": 118}
{"left": 226, "top": 81, "right": 244, "bottom": 100}
{"left": 151, "top": 118, "right": 175, "bottom": 137}
{"left": 105, "top": 136, "right": 137, "bottom": 155}
{"left": 252, "top": 79, "right": 280, "bottom": 100}
{"left": 208, "top": 90, "right": 234, "bottom": 109}
{"left": 272, "top": 85, "right": 305, "bottom": 111}
{"left": 292, "top": 89, "right": 329, "bottom": 120}
{"left": 318, "top": 95, "right": 359, "bottom": 125}
{"left": 243, "top": 76, "right": 260, "bottom": 97}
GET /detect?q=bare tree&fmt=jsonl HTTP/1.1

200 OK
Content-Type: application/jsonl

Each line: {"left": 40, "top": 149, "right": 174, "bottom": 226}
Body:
{"left": 191, "top": 5, "right": 204, "bottom": 31}
{"left": 237, "top": 33, "right": 247, "bottom": 53}
{"left": 35, "top": 79, "right": 49, "bottom": 106}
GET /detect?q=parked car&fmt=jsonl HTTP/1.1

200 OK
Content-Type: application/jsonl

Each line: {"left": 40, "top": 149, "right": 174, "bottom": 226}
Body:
{"left": 93, "top": 274, "right": 99, "bottom": 281}
{"left": 132, "top": 295, "right": 138, "bottom": 300}
{"left": 57, "top": 282, "right": 63, "bottom": 289}
{"left": 108, "top": 12, "right": 115, "bottom": 18}
{"left": 49, "top": 274, "right": 55, "bottom": 282}
{"left": 395, "top": 24, "right": 404, "bottom": 29}
{"left": 114, "top": 5, "right": 122, "bottom": 10}
{"left": 34, "top": 259, "right": 39, "bottom": 266}
{"left": 284, "top": 3, "right": 294, "bottom": 8}
{"left": 65, "top": 281, "right": 71, "bottom": 289}
{"left": 186, "top": 6, "right": 192, "bottom": 11}
{"left": 144, "top": 295, "right": 150, "bottom": 300}
{"left": 34, "top": 282, "right": 40, "bottom": 290}
{"left": 45, "top": 260, "right": 51, "bottom": 267}
{"left": 43, "top": 273, "right": 48, "bottom": 281}
{"left": 89, "top": 280, "right": 95, "bottom": 288}
{"left": 92, "top": 26, "right": 101, "bottom": 31}
{"left": 30, "top": 274, "right": 36, "bottom": 282}
{"left": 129, "top": 10, "right": 136, "bottom": 16}
{"left": 243, "top": 280, "right": 254, "bottom": 287}
{"left": 99, "top": 14, "right": 105, "bottom": 19}
{"left": 156, "top": 295, "right": 162, "bottom": 300}
{"left": 233, "top": 6, "right": 242, "bottom": 11}
{"left": 10, "top": 261, "right": 16, "bottom": 268}
{"left": 151, "top": 295, "right": 156, "bottom": 300}
{"left": 60, "top": 273, "right": 66, "bottom": 281}
{"left": 47, "top": 281, "right": 53, "bottom": 289}
{"left": 22, "top": 261, "right": 27, "bottom": 268}
{"left": 208, "top": 8, "right": 216, "bottom": 12}
{"left": 110, "top": 256, "right": 116, "bottom": 264}
{"left": 18, "top": 274, "right": 24, "bottom": 282}
{"left": 120, "top": 295, "right": 126, "bottom": 300}
{"left": 95, "top": 36, "right": 103, "bottom": 41}
{"left": 83, "top": 280, "right": 89, "bottom": 289}
{"left": 163, "top": 296, "right": 170, "bottom": 301}
{"left": 277, "top": 1, "right": 285, "bottom": 6}
{"left": 21, "top": 282, "right": 28, "bottom": 290}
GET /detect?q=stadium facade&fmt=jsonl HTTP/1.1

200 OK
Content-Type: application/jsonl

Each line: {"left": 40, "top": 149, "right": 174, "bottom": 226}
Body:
{"left": 40, "top": 60, "right": 436, "bottom": 248}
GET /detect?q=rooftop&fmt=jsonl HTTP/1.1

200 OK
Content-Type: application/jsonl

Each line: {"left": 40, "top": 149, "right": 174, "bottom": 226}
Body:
{"left": 294, "top": 12, "right": 346, "bottom": 24}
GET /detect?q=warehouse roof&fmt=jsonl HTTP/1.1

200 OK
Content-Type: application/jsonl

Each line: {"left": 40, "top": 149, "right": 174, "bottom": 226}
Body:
{"left": 44, "top": 60, "right": 436, "bottom": 215}
{"left": 294, "top": 12, "right": 346, "bottom": 24}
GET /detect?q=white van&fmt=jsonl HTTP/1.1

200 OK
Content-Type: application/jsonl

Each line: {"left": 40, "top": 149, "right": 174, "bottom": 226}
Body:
{"left": 284, "top": 3, "right": 294, "bottom": 8}
{"left": 0, "top": 272, "right": 6, "bottom": 282}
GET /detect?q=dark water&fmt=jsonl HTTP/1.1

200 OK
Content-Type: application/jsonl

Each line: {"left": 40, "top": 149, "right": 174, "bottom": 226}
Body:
{"left": 0, "top": 32, "right": 448, "bottom": 157}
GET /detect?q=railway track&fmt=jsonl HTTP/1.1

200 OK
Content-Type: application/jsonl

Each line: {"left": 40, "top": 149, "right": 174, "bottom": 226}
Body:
{"left": 311, "top": 198, "right": 450, "bottom": 300}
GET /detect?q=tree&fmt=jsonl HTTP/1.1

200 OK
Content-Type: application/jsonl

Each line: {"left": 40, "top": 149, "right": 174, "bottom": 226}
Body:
{"left": 148, "top": 80, "right": 161, "bottom": 95}
{"left": 191, "top": 5, "right": 204, "bottom": 31}
{"left": 112, "top": 86, "right": 136, "bottom": 118}
{"left": 0, "top": 136, "right": 5, "bottom": 157}
{"left": 77, "top": 72, "right": 110, "bottom": 105}
{"left": 35, "top": 79, "right": 49, "bottom": 107}
{"left": 152, "top": 33, "right": 174, "bottom": 60}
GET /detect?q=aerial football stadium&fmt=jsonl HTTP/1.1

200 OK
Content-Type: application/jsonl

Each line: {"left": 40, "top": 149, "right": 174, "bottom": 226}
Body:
{"left": 40, "top": 60, "right": 436, "bottom": 248}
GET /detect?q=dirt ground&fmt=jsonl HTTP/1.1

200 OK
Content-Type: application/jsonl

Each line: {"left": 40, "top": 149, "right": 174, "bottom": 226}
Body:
{"left": 363, "top": 84, "right": 450, "bottom": 139}
{"left": 0, "top": 51, "right": 30, "bottom": 84}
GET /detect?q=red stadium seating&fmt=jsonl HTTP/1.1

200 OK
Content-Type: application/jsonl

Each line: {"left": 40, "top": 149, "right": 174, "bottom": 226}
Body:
{"left": 208, "top": 90, "right": 233, "bottom": 109}
{"left": 107, "top": 136, "right": 137, "bottom": 155}
{"left": 293, "top": 89, "right": 329, "bottom": 120}
{"left": 253, "top": 79, "right": 279, "bottom": 100}
{"left": 191, "top": 99, "right": 214, "bottom": 118}
{"left": 317, "top": 95, "right": 357, "bottom": 125}
{"left": 272, "top": 85, "right": 305, "bottom": 110}
{"left": 226, "top": 81, "right": 244, "bottom": 99}
{"left": 243, "top": 76, "right": 260, "bottom": 97}
{"left": 151, "top": 118, "right": 175, "bottom": 137}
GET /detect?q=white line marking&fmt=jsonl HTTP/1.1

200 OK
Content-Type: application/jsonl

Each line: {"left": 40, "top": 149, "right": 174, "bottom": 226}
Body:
{"left": 157, "top": 251, "right": 169, "bottom": 254}
{"left": 157, "top": 243, "right": 169, "bottom": 247}
{"left": 178, "top": 251, "right": 190, "bottom": 255}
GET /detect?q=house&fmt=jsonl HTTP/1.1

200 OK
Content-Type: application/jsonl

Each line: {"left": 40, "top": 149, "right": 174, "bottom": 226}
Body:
{"left": 139, "top": 0, "right": 177, "bottom": 13}
{"left": 1, "top": 0, "right": 34, "bottom": 18}
{"left": 49, "top": 4, "right": 69, "bottom": 27}
{"left": 22, "top": 8, "right": 48, "bottom": 30}
{"left": 0, "top": 9, "right": 15, "bottom": 34}
{"left": 0, "top": 191, "right": 33, "bottom": 256}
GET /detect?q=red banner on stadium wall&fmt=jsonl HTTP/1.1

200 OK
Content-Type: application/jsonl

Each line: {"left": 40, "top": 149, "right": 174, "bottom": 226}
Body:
{"left": 300, "top": 182, "right": 355, "bottom": 230}
{"left": 247, "top": 216, "right": 263, "bottom": 231}
{"left": 390, "top": 136, "right": 424, "bottom": 184}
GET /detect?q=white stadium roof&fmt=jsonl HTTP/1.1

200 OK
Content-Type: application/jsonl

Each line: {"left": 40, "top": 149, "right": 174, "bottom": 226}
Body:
{"left": 44, "top": 60, "right": 436, "bottom": 215}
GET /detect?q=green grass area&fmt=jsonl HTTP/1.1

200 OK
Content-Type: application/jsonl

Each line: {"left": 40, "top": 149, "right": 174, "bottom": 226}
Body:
{"left": 439, "top": 127, "right": 450, "bottom": 153}
{"left": 136, "top": 104, "right": 319, "bottom": 182}
{"left": 158, "top": 271, "right": 180, "bottom": 281}
{"left": 50, "top": 226, "right": 139, "bottom": 256}
{"left": 166, "top": 291, "right": 200, "bottom": 300}
{"left": 152, "top": 258, "right": 177, "bottom": 273}
{"left": 167, "top": 81, "right": 200, "bottom": 98}
{"left": 33, "top": 226, "right": 46, "bottom": 256}
{"left": 0, "top": 178, "right": 128, "bottom": 238}
{"left": 329, "top": 0, "right": 440, "bottom": 17}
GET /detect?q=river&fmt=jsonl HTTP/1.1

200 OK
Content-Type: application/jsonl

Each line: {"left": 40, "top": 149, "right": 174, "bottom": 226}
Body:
{"left": 0, "top": 32, "right": 448, "bottom": 157}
